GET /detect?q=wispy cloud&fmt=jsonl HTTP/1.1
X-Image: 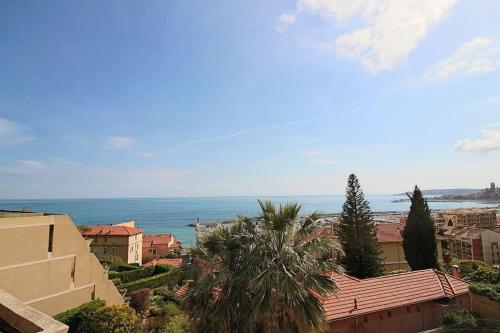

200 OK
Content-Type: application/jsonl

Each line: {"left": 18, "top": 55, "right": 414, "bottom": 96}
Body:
{"left": 279, "top": 0, "right": 457, "bottom": 73}
{"left": 51, "top": 157, "right": 82, "bottom": 168}
{"left": 0, "top": 118, "right": 36, "bottom": 146}
{"left": 304, "top": 148, "right": 328, "bottom": 157}
{"left": 176, "top": 114, "right": 340, "bottom": 149}
{"left": 104, "top": 136, "right": 136, "bottom": 150}
{"left": 426, "top": 37, "right": 500, "bottom": 80}
{"left": 136, "top": 151, "right": 154, "bottom": 159}
{"left": 277, "top": 13, "right": 297, "bottom": 32}
{"left": 313, "top": 159, "right": 337, "bottom": 165}
{"left": 0, "top": 160, "right": 45, "bottom": 175}
{"left": 454, "top": 129, "right": 500, "bottom": 153}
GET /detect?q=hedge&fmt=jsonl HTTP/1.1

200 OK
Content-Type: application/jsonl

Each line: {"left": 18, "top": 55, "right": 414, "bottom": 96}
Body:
{"left": 118, "top": 272, "right": 172, "bottom": 292}
{"left": 470, "top": 283, "right": 500, "bottom": 302}
{"left": 117, "top": 263, "right": 142, "bottom": 272}
{"left": 54, "top": 299, "right": 105, "bottom": 333}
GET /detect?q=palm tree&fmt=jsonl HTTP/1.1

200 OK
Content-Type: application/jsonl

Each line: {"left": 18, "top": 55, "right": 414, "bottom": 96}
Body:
{"left": 181, "top": 200, "right": 343, "bottom": 333}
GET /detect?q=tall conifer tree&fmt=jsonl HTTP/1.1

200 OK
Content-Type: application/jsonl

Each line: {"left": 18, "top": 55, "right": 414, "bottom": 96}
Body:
{"left": 338, "top": 174, "right": 383, "bottom": 278}
{"left": 402, "top": 186, "right": 438, "bottom": 270}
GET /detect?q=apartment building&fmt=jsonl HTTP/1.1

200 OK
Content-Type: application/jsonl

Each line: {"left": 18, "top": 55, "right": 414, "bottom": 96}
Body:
{"left": 81, "top": 221, "right": 143, "bottom": 265}
{"left": 0, "top": 210, "right": 123, "bottom": 318}
{"left": 439, "top": 209, "right": 497, "bottom": 230}
{"left": 444, "top": 227, "right": 500, "bottom": 265}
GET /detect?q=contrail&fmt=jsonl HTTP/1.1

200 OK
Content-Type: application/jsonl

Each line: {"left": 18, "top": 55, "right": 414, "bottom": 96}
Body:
{"left": 175, "top": 107, "right": 364, "bottom": 149}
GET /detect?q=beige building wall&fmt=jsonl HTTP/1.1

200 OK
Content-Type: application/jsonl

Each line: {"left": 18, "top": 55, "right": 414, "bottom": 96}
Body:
{"left": 0, "top": 213, "right": 123, "bottom": 316}
{"left": 480, "top": 230, "right": 500, "bottom": 265}
{"left": 379, "top": 241, "right": 442, "bottom": 273}
{"left": 379, "top": 242, "right": 409, "bottom": 273}
{"left": 88, "top": 233, "right": 142, "bottom": 265}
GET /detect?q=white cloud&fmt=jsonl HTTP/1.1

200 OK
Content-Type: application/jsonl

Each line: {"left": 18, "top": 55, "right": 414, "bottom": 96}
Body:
{"left": 304, "top": 148, "right": 328, "bottom": 157}
{"left": 0, "top": 160, "right": 45, "bottom": 174}
{"left": 0, "top": 118, "right": 36, "bottom": 146}
{"left": 281, "top": 0, "right": 457, "bottom": 73}
{"left": 104, "top": 136, "right": 136, "bottom": 150}
{"left": 313, "top": 159, "right": 337, "bottom": 165}
{"left": 426, "top": 37, "right": 500, "bottom": 79}
{"left": 454, "top": 130, "right": 500, "bottom": 153}
{"left": 277, "top": 13, "right": 297, "bottom": 32}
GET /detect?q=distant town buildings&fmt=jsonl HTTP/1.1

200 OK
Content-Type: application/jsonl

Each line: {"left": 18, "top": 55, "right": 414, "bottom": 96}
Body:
{"left": 142, "top": 233, "right": 181, "bottom": 258}
{"left": 0, "top": 210, "right": 122, "bottom": 322}
{"left": 444, "top": 228, "right": 500, "bottom": 265}
{"left": 81, "top": 221, "right": 143, "bottom": 265}
{"left": 437, "top": 209, "right": 497, "bottom": 230}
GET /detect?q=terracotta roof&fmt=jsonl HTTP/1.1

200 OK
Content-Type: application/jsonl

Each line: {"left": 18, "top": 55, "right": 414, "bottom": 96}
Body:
{"left": 375, "top": 223, "right": 403, "bottom": 243}
{"left": 144, "top": 258, "right": 183, "bottom": 267}
{"left": 82, "top": 225, "right": 143, "bottom": 236}
{"left": 143, "top": 234, "right": 173, "bottom": 246}
{"left": 323, "top": 269, "right": 469, "bottom": 321}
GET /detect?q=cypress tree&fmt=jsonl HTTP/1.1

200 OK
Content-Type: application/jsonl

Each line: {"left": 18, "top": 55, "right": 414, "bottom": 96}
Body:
{"left": 402, "top": 186, "right": 438, "bottom": 270}
{"left": 338, "top": 174, "right": 383, "bottom": 278}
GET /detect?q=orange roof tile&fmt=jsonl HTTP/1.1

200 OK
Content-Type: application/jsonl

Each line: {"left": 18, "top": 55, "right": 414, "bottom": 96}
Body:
{"left": 82, "top": 225, "right": 143, "bottom": 236}
{"left": 143, "top": 234, "right": 173, "bottom": 246}
{"left": 375, "top": 223, "right": 403, "bottom": 243}
{"left": 323, "top": 269, "right": 469, "bottom": 321}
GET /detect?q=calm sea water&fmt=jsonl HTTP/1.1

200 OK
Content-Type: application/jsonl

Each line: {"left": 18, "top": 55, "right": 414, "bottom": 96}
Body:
{"left": 0, "top": 196, "right": 494, "bottom": 246}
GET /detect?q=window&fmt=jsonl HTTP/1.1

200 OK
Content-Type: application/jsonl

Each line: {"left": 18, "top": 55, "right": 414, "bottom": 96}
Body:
{"left": 48, "top": 225, "right": 54, "bottom": 253}
{"left": 112, "top": 247, "right": 116, "bottom": 254}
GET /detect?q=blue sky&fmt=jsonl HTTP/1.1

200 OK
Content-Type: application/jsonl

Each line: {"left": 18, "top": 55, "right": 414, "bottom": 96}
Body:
{"left": 0, "top": 0, "right": 499, "bottom": 198}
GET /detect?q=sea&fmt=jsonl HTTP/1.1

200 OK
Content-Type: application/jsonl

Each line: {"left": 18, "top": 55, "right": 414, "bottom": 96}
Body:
{"left": 0, "top": 195, "right": 495, "bottom": 246}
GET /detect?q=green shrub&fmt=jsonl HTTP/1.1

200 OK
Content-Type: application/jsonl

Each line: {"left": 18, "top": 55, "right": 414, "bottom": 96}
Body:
{"left": 154, "top": 264, "right": 172, "bottom": 274}
{"left": 108, "top": 271, "right": 121, "bottom": 280}
{"left": 120, "top": 265, "right": 156, "bottom": 283}
{"left": 161, "top": 314, "right": 190, "bottom": 333}
{"left": 90, "top": 304, "right": 138, "bottom": 333}
{"left": 443, "top": 310, "right": 477, "bottom": 329}
{"left": 117, "top": 263, "right": 142, "bottom": 272}
{"left": 54, "top": 299, "right": 105, "bottom": 333}
{"left": 467, "top": 265, "right": 499, "bottom": 284}
{"left": 153, "top": 287, "right": 176, "bottom": 305}
{"left": 119, "top": 272, "right": 171, "bottom": 292}
{"left": 101, "top": 255, "right": 126, "bottom": 271}
{"left": 129, "top": 288, "right": 151, "bottom": 313}
{"left": 470, "top": 283, "right": 500, "bottom": 302}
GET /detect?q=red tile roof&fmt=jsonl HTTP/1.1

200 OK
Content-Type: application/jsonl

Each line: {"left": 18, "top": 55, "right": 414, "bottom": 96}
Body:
{"left": 375, "top": 223, "right": 403, "bottom": 243}
{"left": 82, "top": 225, "right": 143, "bottom": 236}
{"left": 323, "top": 269, "right": 469, "bottom": 321}
{"left": 144, "top": 258, "right": 183, "bottom": 267}
{"left": 143, "top": 234, "right": 173, "bottom": 246}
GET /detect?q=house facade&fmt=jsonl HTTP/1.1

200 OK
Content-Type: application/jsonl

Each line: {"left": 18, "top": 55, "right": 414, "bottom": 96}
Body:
{"left": 142, "top": 233, "right": 181, "bottom": 258}
{"left": 82, "top": 221, "right": 143, "bottom": 265}
{"left": 444, "top": 227, "right": 500, "bottom": 265}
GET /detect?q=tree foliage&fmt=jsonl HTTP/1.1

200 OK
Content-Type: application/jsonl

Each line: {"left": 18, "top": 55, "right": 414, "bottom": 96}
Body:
{"left": 129, "top": 288, "right": 151, "bottom": 313}
{"left": 90, "top": 304, "right": 138, "bottom": 333}
{"left": 402, "top": 186, "right": 438, "bottom": 270}
{"left": 338, "top": 174, "right": 383, "bottom": 278}
{"left": 181, "top": 200, "right": 343, "bottom": 333}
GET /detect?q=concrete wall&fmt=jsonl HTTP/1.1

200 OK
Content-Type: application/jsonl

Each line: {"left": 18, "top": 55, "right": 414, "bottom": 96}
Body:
{"left": 471, "top": 293, "right": 500, "bottom": 320}
{"left": 0, "top": 214, "right": 123, "bottom": 317}
{"left": 328, "top": 297, "right": 470, "bottom": 333}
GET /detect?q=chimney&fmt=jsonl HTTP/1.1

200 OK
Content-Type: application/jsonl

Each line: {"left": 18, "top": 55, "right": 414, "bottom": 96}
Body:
{"left": 451, "top": 265, "right": 461, "bottom": 279}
